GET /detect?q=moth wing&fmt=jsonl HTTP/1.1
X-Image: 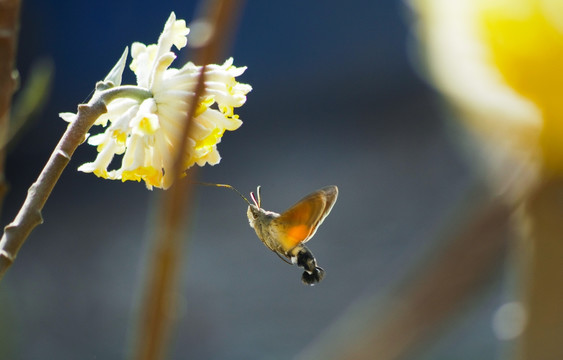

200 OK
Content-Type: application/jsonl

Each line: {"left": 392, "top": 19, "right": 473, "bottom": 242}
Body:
{"left": 274, "top": 186, "right": 338, "bottom": 251}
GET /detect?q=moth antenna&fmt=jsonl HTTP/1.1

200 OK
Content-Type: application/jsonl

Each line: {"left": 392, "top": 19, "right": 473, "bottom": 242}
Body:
{"left": 256, "top": 185, "right": 262, "bottom": 207}
{"left": 195, "top": 182, "right": 251, "bottom": 206}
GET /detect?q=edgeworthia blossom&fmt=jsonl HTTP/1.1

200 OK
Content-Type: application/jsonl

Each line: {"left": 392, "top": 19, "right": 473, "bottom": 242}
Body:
{"left": 60, "top": 12, "right": 251, "bottom": 189}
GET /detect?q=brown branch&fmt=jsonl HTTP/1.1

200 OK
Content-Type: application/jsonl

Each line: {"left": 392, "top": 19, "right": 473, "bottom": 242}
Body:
{"left": 0, "top": 0, "right": 22, "bottom": 216}
{"left": 130, "top": 2, "right": 245, "bottom": 360}
{"left": 0, "top": 101, "right": 106, "bottom": 280}
{"left": 0, "top": 85, "right": 148, "bottom": 281}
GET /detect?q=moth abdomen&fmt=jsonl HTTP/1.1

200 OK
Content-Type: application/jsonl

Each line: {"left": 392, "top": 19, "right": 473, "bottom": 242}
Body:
{"left": 293, "top": 246, "right": 324, "bottom": 285}
{"left": 302, "top": 267, "right": 325, "bottom": 285}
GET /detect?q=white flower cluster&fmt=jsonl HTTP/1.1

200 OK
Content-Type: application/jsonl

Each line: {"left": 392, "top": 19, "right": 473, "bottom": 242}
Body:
{"left": 61, "top": 12, "right": 251, "bottom": 189}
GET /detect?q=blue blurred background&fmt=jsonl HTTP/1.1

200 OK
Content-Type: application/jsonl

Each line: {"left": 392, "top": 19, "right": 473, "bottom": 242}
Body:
{"left": 0, "top": 0, "right": 504, "bottom": 359}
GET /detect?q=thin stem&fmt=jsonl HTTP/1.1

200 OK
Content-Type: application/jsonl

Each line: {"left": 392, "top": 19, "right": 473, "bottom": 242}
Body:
{"left": 99, "top": 84, "right": 152, "bottom": 103}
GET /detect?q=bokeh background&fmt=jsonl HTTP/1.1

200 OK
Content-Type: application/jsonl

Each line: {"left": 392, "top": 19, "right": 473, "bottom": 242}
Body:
{"left": 0, "top": 0, "right": 504, "bottom": 359}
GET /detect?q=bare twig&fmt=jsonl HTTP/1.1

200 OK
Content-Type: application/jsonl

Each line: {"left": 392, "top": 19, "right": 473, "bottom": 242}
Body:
{"left": 0, "top": 85, "right": 148, "bottom": 281}
{"left": 0, "top": 103, "right": 104, "bottom": 280}
{"left": 130, "top": 1, "right": 245, "bottom": 360}
{"left": 0, "top": 0, "right": 22, "bottom": 216}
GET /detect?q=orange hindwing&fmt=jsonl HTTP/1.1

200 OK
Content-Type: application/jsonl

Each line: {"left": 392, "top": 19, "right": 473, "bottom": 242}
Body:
{"left": 274, "top": 185, "right": 338, "bottom": 251}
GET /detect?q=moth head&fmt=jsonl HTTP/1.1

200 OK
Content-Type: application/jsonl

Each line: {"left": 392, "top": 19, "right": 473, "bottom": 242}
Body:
{"left": 247, "top": 204, "right": 261, "bottom": 228}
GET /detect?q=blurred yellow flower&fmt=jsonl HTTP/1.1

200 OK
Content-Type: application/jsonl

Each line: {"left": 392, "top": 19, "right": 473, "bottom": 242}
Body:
{"left": 60, "top": 12, "right": 251, "bottom": 190}
{"left": 411, "top": 0, "right": 563, "bottom": 196}
{"left": 411, "top": 4, "right": 563, "bottom": 358}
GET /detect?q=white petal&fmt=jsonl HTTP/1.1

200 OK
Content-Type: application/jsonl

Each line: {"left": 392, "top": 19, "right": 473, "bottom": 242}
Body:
{"left": 59, "top": 112, "right": 77, "bottom": 122}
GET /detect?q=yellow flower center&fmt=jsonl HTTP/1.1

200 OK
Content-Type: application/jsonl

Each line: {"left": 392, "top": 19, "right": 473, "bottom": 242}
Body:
{"left": 122, "top": 167, "right": 163, "bottom": 188}
{"left": 194, "top": 97, "right": 214, "bottom": 118}
{"left": 112, "top": 130, "right": 128, "bottom": 145}
{"left": 138, "top": 116, "right": 159, "bottom": 134}
{"left": 195, "top": 127, "right": 224, "bottom": 151}
{"left": 93, "top": 168, "right": 109, "bottom": 179}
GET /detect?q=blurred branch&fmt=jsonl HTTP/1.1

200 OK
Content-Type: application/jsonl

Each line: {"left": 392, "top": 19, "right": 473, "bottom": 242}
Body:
{"left": 0, "top": 0, "right": 22, "bottom": 216}
{"left": 297, "top": 193, "right": 513, "bottom": 360}
{"left": 130, "top": 1, "right": 245, "bottom": 360}
{"left": 517, "top": 178, "right": 563, "bottom": 360}
{"left": 5, "top": 58, "right": 54, "bottom": 149}
{"left": 129, "top": 66, "right": 205, "bottom": 360}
